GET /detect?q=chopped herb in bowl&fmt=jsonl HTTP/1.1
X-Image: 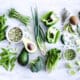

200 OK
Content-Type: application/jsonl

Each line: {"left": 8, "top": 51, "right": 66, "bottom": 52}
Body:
{"left": 6, "top": 27, "right": 23, "bottom": 43}
{"left": 64, "top": 49, "right": 76, "bottom": 60}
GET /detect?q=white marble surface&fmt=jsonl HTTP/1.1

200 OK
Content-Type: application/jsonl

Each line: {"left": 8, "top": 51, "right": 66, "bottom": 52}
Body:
{"left": 0, "top": 0, "right": 80, "bottom": 80}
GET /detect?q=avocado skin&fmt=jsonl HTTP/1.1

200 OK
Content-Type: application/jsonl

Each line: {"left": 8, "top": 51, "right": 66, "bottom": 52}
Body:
{"left": 18, "top": 48, "right": 29, "bottom": 66}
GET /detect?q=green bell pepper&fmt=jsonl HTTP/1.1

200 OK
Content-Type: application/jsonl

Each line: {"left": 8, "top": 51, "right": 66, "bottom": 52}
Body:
{"left": 41, "top": 11, "right": 59, "bottom": 27}
{"left": 46, "top": 26, "right": 60, "bottom": 43}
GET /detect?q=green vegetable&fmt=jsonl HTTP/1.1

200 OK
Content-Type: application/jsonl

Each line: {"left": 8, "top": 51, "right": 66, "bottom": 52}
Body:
{"left": 0, "top": 48, "right": 16, "bottom": 71}
{"left": 31, "top": 8, "right": 46, "bottom": 55}
{"left": 60, "top": 34, "right": 65, "bottom": 44}
{"left": 75, "top": 61, "right": 80, "bottom": 66}
{"left": 64, "top": 23, "right": 75, "bottom": 33}
{"left": 29, "top": 57, "right": 45, "bottom": 72}
{"left": 41, "top": 11, "right": 59, "bottom": 27}
{"left": 18, "top": 48, "right": 29, "bottom": 66}
{"left": 46, "top": 48, "right": 61, "bottom": 72}
{"left": 64, "top": 49, "right": 76, "bottom": 60}
{"left": 65, "top": 63, "right": 72, "bottom": 69}
{"left": 46, "top": 26, "right": 60, "bottom": 43}
{"left": 8, "top": 8, "right": 30, "bottom": 26}
{"left": 77, "top": 48, "right": 80, "bottom": 53}
{"left": 0, "top": 15, "right": 7, "bottom": 41}
{"left": 69, "top": 70, "right": 76, "bottom": 75}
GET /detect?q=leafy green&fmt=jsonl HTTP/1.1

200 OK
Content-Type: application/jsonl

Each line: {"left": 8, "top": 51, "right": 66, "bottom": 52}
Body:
{"left": 46, "top": 48, "right": 61, "bottom": 72}
{"left": 8, "top": 8, "right": 30, "bottom": 26}
{"left": 31, "top": 8, "right": 46, "bottom": 55}
{"left": 29, "top": 56, "right": 45, "bottom": 72}
{"left": 0, "top": 48, "right": 16, "bottom": 71}
{"left": 0, "top": 15, "right": 7, "bottom": 41}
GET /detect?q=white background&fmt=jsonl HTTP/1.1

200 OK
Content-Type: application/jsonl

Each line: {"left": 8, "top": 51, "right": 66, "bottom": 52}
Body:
{"left": 0, "top": 0, "right": 80, "bottom": 80}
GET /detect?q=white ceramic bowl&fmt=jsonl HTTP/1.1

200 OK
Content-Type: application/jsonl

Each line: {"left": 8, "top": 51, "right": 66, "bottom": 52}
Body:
{"left": 6, "top": 26, "right": 24, "bottom": 44}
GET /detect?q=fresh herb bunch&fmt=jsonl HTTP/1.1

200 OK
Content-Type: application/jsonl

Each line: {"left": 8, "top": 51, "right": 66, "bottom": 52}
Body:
{"left": 8, "top": 8, "right": 30, "bottom": 26}
{"left": 31, "top": 8, "right": 46, "bottom": 55}
{"left": 46, "top": 48, "right": 61, "bottom": 72}
{"left": 0, "top": 15, "right": 7, "bottom": 41}
{"left": 0, "top": 48, "right": 16, "bottom": 71}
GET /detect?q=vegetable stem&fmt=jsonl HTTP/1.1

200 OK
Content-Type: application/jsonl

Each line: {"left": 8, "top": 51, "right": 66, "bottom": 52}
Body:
{"left": 8, "top": 8, "right": 30, "bottom": 26}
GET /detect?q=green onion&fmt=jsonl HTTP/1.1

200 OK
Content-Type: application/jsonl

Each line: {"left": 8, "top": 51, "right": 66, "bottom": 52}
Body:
{"left": 31, "top": 7, "right": 46, "bottom": 55}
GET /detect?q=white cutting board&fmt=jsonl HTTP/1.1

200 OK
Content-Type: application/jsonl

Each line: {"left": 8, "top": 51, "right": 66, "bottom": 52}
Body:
{"left": 0, "top": 0, "right": 80, "bottom": 80}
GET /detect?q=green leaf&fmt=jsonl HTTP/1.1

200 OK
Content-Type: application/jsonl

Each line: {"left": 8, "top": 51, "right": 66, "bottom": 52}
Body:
{"left": 46, "top": 48, "right": 61, "bottom": 72}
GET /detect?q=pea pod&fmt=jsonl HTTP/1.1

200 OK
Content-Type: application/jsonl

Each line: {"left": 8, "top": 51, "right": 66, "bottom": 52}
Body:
{"left": 0, "top": 15, "right": 7, "bottom": 41}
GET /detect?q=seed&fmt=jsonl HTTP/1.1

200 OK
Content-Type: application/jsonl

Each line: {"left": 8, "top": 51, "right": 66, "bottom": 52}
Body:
{"left": 27, "top": 43, "right": 34, "bottom": 50}
{"left": 69, "top": 16, "right": 79, "bottom": 25}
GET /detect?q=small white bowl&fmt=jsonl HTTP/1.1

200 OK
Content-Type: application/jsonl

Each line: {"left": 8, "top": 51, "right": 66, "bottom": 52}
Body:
{"left": 6, "top": 26, "right": 24, "bottom": 44}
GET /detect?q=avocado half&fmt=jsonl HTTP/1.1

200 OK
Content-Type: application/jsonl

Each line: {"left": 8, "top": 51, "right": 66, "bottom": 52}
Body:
{"left": 22, "top": 38, "right": 37, "bottom": 53}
